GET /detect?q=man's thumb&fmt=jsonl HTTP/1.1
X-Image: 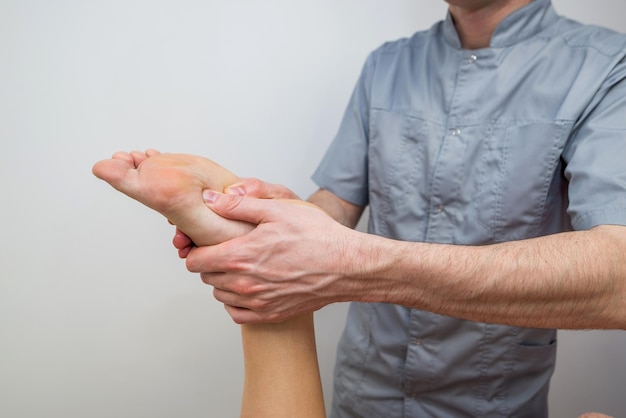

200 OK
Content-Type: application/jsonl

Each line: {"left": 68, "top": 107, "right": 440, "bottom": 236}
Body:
{"left": 203, "top": 190, "right": 224, "bottom": 205}
{"left": 202, "top": 189, "right": 265, "bottom": 224}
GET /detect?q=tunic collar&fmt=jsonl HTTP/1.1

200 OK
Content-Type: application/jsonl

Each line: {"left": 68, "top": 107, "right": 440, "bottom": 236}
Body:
{"left": 442, "top": 0, "right": 559, "bottom": 49}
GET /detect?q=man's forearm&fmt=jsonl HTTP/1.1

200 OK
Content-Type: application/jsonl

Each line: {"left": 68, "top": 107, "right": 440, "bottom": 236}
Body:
{"left": 353, "top": 225, "right": 626, "bottom": 329}
{"left": 307, "top": 188, "right": 363, "bottom": 228}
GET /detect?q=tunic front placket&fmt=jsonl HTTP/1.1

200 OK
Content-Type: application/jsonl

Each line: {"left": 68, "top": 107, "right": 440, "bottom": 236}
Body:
{"left": 403, "top": 48, "right": 497, "bottom": 416}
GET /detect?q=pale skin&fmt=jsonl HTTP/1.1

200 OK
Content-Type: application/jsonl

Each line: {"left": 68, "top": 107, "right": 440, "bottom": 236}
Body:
{"left": 183, "top": 186, "right": 626, "bottom": 330}
{"left": 92, "top": 150, "right": 326, "bottom": 418}
{"left": 91, "top": 150, "right": 613, "bottom": 418}
{"left": 176, "top": 0, "right": 626, "bottom": 329}
{"left": 445, "top": 0, "right": 535, "bottom": 49}
{"left": 168, "top": 0, "right": 623, "bottom": 415}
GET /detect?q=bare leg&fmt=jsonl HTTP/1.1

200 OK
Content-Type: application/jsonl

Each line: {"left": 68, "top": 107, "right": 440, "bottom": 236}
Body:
{"left": 93, "top": 151, "right": 326, "bottom": 418}
{"left": 240, "top": 316, "right": 325, "bottom": 418}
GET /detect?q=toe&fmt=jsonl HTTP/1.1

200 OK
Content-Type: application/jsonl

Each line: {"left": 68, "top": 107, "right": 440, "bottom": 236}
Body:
{"left": 92, "top": 158, "right": 135, "bottom": 186}
{"left": 111, "top": 151, "right": 134, "bottom": 165}
{"left": 130, "top": 150, "right": 149, "bottom": 167}
{"left": 145, "top": 148, "right": 162, "bottom": 157}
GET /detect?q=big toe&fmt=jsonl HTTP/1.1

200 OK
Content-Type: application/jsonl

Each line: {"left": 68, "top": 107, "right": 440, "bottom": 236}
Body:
{"left": 92, "top": 158, "right": 137, "bottom": 191}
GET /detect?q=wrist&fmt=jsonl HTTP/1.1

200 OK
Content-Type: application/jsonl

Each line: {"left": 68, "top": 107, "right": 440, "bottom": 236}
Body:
{"left": 338, "top": 232, "right": 419, "bottom": 305}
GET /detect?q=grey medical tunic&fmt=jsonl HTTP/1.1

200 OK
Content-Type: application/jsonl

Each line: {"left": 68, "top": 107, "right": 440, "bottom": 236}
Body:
{"left": 312, "top": 0, "right": 626, "bottom": 416}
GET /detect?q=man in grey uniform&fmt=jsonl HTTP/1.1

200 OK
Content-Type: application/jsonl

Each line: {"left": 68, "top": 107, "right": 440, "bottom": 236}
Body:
{"left": 178, "top": 0, "right": 626, "bottom": 416}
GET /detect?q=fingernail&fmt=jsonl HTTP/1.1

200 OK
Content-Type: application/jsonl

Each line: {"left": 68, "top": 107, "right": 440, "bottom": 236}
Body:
{"left": 226, "top": 186, "right": 245, "bottom": 196}
{"left": 203, "top": 190, "right": 218, "bottom": 203}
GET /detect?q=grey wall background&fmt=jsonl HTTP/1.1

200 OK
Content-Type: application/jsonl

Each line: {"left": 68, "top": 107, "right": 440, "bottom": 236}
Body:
{"left": 1, "top": 1, "right": 624, "bottom": 417}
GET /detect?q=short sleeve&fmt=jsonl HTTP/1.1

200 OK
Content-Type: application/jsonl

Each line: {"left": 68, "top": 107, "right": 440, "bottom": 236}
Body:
{"left": 564, "top": 57, "right": 626, "bottom": 230}
{"left": 311, "top": 52, "right": 376, "bottom": 207}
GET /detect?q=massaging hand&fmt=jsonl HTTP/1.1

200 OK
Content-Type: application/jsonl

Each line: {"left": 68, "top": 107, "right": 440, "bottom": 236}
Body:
{"left": 173, "top": 178, "right": 300, "bottom": 258}
{"left": 183, "top": 189, "right": 363, "bottom": 323}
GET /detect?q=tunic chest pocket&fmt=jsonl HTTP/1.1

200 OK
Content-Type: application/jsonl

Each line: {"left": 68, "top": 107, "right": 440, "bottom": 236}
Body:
{"left": 472, "top": 121, "right": 569, "bottom": 242}
{"left": 368, "top": 109, "right": 430, "bottom": 239}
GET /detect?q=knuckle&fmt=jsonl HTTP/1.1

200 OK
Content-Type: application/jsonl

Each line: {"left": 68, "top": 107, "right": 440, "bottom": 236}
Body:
{"left": 217, "top": 194, "right": 244, "bottom": 212}
{"left": 185, "top": 255, "right": 205, "bottom": 273}
{"left": 229, "top": 278, "right": 248, "bottom": 294}
{"left": 249, "top": 297, "right": 268, "bottom": 311}
{"left": 226, "top": 307, "right": 245, "bottom": 325}
{"left": 201, "top": 274, "right": 212, "bottom": 286}
{"left": 244, "top": 178, "right": 265, "bottom": 196}
{"left": 230, "top": 277, "right": 262, "bottom": 297}
{"left": 185, "top": 256, "right": 198, "bottom": 272}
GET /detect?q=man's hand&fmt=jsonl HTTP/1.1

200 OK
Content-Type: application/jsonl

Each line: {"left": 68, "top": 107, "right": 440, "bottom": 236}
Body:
{"left": 184, "top": 191, "right": 363, "bottom": 324}
{"left": 221, "top": 177, "right": 301, "bottom": 201}
{"left": 172, "top": 178, "right": 300, "bottom": 258}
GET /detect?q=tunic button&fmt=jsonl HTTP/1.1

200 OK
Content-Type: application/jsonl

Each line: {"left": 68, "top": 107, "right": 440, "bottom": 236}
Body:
{"left": 468, "top": 54, "right": 478, "bottom": 64}
{"left": 450, "top": 128, "right": 461, "bottom": 136}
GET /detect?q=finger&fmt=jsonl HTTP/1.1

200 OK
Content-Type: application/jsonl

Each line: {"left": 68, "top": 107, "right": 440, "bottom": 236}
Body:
{"left": 224, "top": 304, "right": 286, "bottom": 324}
{"left": 202, "top": 190, "right": 278, "bottom": 225}
{"left": 211, "top": 286, "right": 262, "bottom": 323}
{"left": 178, "top": 246, "right": 192, "bottom": 259}
{"left": 172, "top": 228, "right": 192, "bottom": 250}
{"left": 201, "top": 271, "right": 228, "bottom": 287}
{"left": 212, "top": 286, "right": 246, "bottom": 307}
{"left": 185, "top": 245, "right": 224, "bottom": 273}
{"left": 224, "top": 182, "right": 247, "bottom": 197}
{"left": 203, "top": 272, "right": 258, "bottom": 299}
{"left": 224, "top": 178, "right": 265, "bottom": 198}
{"left": 224, "top": 304, "right": 263, "bottom": 324}
{"left": 173, "top": 228, "right": 194, "bottom": 258}
{"left": 185, "top": 235, "right": 255, "bottom": 273}
{"left": 225, "top": 178, "right": 299, "bottom": 200}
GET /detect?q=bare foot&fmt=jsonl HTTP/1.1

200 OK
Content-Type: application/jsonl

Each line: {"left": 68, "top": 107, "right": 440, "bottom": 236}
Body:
{"left": 93, "top": 150, "right": 326, "bottom": 418}
{"left": 92, "top": 150, "right": 253, "bottom": 245}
